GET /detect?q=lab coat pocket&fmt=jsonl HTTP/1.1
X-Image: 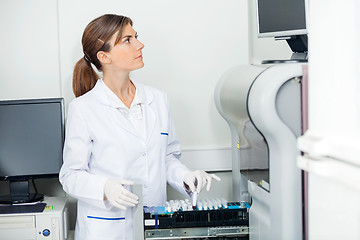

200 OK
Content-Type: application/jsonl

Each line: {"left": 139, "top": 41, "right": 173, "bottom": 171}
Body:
{"left": 85, "top": 210, "right": 126, "bottom": 240}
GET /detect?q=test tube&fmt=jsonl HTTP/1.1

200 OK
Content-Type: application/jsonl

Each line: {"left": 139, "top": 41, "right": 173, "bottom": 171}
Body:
{"left": 197, "top": 200, "right": 203, "bottom": 211}
{"left": 181, "top": 202, "right": 187, "bottom": 211}
{"left": 221, "top": 198, "right": 228, "bottom": 209}
{"left": 165, "top": 201, "right": 171, "bottom": 212}
{"left": 169, "top": 200, "right": 175, "bottom": 212}
{"left": 213, "top": 199, "right": 218, "bottom": 210}
{"left": 202, "top": 199, "right": 208, "bottom": 210}
{"left": 175, "top": 200, "right": 181, "bottom": 211}
{"left": 215, "top": 199, "right": 222, "bottom": 209}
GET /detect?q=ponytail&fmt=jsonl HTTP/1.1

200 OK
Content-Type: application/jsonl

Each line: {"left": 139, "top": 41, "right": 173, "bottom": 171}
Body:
{"left": 72, "top": 57, "right": 99, "bottom": 97}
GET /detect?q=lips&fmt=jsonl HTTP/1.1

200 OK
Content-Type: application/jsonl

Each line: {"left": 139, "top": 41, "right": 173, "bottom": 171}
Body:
{"left": 135, "top": 55, "right": 142, "bottom": 59}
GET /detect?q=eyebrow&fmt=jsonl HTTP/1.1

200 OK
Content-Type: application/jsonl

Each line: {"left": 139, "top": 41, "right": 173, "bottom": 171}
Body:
{"left": 122, "top": 32, "right": 137, "bottom": 39}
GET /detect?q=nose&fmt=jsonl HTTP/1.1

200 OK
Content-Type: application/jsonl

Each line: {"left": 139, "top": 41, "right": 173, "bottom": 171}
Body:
{"left": 134, "top": 38, "right": 144, "bottom": 50}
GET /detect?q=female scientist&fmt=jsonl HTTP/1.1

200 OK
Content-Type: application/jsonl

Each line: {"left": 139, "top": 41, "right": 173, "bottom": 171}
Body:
{"left": 59, "top": 14, "right": 220, "bottom": 240}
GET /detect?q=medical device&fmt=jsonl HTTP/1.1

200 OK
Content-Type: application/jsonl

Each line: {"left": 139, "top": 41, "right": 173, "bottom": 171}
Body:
{"left": 0, "top": 98, "right": 65, "bottom": 204}
{"left": 129, "top": 183, "right": 249, "bottom": 239}
{"left": 256, "top": 0, "right": 308, "bottom": 62}
{"left": 143, "top": 197, "right": 249, "bottom": 239}
{"left": 0, "top": 197, "right": 69, "bottom": 240}
{"left": 214, "top": 63, "right": 305, "bottom": 240}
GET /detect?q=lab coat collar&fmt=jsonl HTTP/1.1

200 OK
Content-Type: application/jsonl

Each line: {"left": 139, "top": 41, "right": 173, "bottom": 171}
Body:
{"left": 91, "top": 79, "right": 156, "bottom": 143}
{"left": 101, "top": 80, "right": 144, "bottom": 109}
{"left": 92, "top": 79, "right": 153, "bottom": 108}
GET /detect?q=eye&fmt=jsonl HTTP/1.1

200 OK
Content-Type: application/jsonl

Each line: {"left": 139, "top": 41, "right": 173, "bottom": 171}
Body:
{"left": 135, "top": 34, "right": 139, "bottom": 39}
{"left": 124, "top": 38, "right": 130, "bottom": 43}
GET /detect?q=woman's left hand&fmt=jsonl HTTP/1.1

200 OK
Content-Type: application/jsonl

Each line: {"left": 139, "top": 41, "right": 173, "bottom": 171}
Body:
{"left": 183, "top": 170, "right": 221, "bottom": 194}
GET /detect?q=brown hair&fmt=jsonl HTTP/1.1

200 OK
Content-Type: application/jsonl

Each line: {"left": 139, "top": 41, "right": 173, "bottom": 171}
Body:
{"left": 72, "top": 14, "right": 133, "bottom": 97}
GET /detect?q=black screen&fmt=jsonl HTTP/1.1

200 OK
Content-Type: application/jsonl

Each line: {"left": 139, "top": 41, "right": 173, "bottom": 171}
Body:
{"left": 258, "top": 0, "right": 306, "bottom": 36}
{"left": 0, "top": 99, "right": 64, "bottom": 179}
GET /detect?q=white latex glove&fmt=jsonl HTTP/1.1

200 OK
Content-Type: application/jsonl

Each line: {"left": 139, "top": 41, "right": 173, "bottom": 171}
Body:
{"left": 183, "top": 170, "right": 221, "bottom": 194}
{"left": 104, "top": 179, "right": 139, "bottom": 210}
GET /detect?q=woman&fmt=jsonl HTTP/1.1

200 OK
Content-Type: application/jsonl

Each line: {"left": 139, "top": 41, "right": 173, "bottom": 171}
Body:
{"left": 59, "top": 14, "right": 220, "bottom": 240}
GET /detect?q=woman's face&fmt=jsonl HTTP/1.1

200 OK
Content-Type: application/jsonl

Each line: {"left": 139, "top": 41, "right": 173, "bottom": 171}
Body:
{"left": 106, "top": 24, "right": 144, "bottom": 72}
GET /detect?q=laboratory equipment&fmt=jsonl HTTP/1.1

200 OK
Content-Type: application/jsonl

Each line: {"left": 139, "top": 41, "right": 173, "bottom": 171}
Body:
{"left": 191, "top": 191, "right": 198, "bottom": 209}
{"left": 143, "top": 197, "right": 249, "bottom": 239}
{"left": 214, "top": 63, "right": 305, "bottom": 240}
{"left": 0, "top": 197, "right": 69, "bottom": 240}
{"left": 0, "top": 98, "right": 65, "bottom": 204}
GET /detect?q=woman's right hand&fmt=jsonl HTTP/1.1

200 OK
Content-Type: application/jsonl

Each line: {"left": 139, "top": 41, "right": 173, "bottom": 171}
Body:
{"left": 104, "top": 178, "right": 139, "bottom": 210}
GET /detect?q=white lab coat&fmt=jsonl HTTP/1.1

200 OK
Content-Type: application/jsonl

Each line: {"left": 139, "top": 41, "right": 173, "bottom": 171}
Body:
{"left": 59, "top": 80, "right": 190, "bottom": 240}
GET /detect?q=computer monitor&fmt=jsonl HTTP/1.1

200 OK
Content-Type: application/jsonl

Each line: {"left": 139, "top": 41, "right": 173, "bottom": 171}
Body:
{"left": 256, "top": 0, "right": 308, "bottom": 62}
{"left": 0, "top": 98, "right": 64, "bottom": 204}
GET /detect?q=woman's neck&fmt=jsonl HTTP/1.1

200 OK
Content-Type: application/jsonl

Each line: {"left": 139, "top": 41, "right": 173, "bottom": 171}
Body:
{"left": 103, "top": 72, "right": 136, "bottom": 108}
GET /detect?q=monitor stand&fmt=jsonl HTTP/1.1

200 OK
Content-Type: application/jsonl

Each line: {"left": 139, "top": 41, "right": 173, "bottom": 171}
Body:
{"left": 261, "top": 52, "right": 308, "bottom": 64}
{"left": 0, "top": 180, "right": 44, "bottom": 204}
{"left": 262, "top": 35, "right": 308, "bottom": 64}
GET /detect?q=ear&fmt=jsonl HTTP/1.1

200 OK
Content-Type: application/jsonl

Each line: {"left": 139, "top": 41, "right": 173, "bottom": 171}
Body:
{"left": 97, "top": 51, "right": 111, "bottom": 64}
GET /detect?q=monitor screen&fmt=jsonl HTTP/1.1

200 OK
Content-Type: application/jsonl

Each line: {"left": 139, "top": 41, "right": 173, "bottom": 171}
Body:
{"left": 0, "top": 98, "right": 64, "bottom": 180}
{"left": 257, "top": 0, "right": 307, "bottom": 38}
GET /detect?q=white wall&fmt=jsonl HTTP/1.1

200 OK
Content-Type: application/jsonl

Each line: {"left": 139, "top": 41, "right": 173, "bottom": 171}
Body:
{"left": 0, "top": 0, "right": 61, "bottom": 99}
